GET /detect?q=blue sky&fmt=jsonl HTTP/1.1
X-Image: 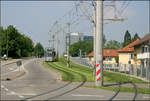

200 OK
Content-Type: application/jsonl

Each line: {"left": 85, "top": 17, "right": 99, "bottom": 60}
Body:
{"left": 1, "top": 1, "right": 149, "bottom": 50}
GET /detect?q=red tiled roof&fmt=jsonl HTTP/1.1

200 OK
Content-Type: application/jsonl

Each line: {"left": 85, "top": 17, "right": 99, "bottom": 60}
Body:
{"left": 118, "top": 39, "right": 140, "bottom": 53}
{"left": 133, "top": 33, "right": 150, "bottom": 47}
{"left": 88, "top": 49, "right": 118, "bottom": 57}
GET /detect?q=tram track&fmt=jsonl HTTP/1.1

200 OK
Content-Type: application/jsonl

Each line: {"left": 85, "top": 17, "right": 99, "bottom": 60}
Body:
{"left": 44, "top": 62, "right": 87, "bottom": 100}
{"left": 104, "top": 75, "right": 138, "bottom": 101}
{"left": 61, "top": 58, "right": 138, "bottom": 100}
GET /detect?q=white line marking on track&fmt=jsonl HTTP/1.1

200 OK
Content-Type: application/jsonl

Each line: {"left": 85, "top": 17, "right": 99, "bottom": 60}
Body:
{"left": 71, "top": 94, "right": 104, "bottom": 97}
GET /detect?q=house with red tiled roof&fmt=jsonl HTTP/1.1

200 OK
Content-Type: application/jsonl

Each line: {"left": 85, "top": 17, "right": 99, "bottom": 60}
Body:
{"left": 132, "top": 33, "right": 150, "bottom": 72}
{"left": 118, "top": 39, "right": 140, "bottom": 65}
{"left": 88, "top": 49, "right": 118, "bottom": 65}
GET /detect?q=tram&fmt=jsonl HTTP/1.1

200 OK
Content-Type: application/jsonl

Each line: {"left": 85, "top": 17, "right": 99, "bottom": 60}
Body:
{"left": 45, "top": 48, "right": 56, "bottom": 62}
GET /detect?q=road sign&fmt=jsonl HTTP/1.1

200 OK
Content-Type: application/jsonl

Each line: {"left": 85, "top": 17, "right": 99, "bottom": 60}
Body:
{"left": 16, "top": 61, "right": 22, "bottom": 66}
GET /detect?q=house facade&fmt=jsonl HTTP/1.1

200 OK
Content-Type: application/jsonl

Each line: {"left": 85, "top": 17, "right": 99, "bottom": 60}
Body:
{"left": 133, "top": 34, "right": 150, "bottom": 70}
{"left": 118, "top": 39, "right": 140, "bottom": 65}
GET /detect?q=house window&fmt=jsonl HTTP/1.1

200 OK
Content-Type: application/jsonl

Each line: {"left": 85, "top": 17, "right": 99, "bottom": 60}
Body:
{"left": 145, "top": 46, "right": 149, "bottom": 52}
{"left": 106, "top": 57, "right": 112, "bottom": 61}
{"left": 142, "top": 46, "right": 144, "bottom": 53}
{"left": 130, "top": 54, "right": 133, "bottom": 59}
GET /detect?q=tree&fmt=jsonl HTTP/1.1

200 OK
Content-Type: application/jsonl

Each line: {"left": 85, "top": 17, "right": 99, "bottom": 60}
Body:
{"left": 34, "top": 42, "right": 44, "bottom": 58}
{"left": 0, "top": 25, "right": 34, "bottom": 58}
{"left": 70, "top": 41, "right": 93, "bottom": 57}
{"left": 0, "top": 26, "right": 4, "bottom": 57}
{"left": 19, "top": 34, "right": 34, "bottom": 57}
{"left": 103, "top": 34, "right": 106, "bottom": 46}
{"left": 122, "top": 30, "right": 131, "bottom": 47}
{"left": 5, "top": 25, "right": 22, "bottom": 57}
{"left": 104, "top": 40, "right": 122, "bottom": 49}
{"left": 133, "top": 33, "right": 140, "bottom": 41}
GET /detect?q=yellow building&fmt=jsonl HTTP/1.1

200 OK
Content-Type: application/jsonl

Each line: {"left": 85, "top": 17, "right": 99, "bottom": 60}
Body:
{"left": 118, "top": 39, "right": 140, "bottom": 65}
{"left": 118, "top": 39, "right": 140, "bottom": 71}
{"left": 132, "top": 33, "right": 150, "bottom": 69}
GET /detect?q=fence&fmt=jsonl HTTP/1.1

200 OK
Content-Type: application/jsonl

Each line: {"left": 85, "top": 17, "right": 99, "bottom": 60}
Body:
{"left": 103, "top": 63, "right": 150, "bottom": 81}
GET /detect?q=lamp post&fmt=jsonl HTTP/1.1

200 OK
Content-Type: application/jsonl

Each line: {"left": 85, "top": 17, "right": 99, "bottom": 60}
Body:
{"left": 6, "top": 30, "right": 8, "bottom": 57}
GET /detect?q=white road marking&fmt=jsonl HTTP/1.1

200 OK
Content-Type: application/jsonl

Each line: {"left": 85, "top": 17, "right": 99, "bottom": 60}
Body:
{"left": 18, "top": 95, "right": 24, "bottom": 98}
{"left": 1, "top": 85, "right": 4, "bottom": 88}
{"left": 71, "top": 94, "right": 104, "bottom": 97}
{"left": 10, "top": 91, "right": 16, "bottom": 95}
{"left": 4, "top": 88, "right": 9, "bottom": 91}
{"left": 18, "top": 93, "right": 36, "bottom": 95}
{"left": 9, "top": 68, "right": 13, "bottom": 70}
{"left": 1, "top": 68, "right": 19, "bottom": 76}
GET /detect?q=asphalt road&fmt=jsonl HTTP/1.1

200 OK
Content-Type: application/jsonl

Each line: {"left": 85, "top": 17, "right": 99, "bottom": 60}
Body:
{"left": 1, "top": 58, "right": 149, "bottom": 100}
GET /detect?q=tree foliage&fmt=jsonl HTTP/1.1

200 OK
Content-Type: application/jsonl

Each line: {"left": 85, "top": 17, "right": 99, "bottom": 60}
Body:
{"left": 133, "top": 33, "right": 140, "bottom": 41}
{"left": 122, "top": 30, "right": 140, "bottom": 47}
{"left": 34, "top": 42, "right": 44, "bottom": 58}
{"left": 104, "top": 40, "right": 122, "bottom": 49}
{"left": 0, "top": 25, "right": 34, "bottom": 58}
{"left": 122, "top": 30, "right": 131, "bottom": 47}
{"left": 70, "top": 41, "right": 93, "bottom": 57}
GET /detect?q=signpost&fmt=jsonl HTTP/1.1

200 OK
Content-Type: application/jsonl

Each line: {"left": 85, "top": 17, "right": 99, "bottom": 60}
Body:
{"left": 16, "top": 61, "right": 22, "bottom": 71}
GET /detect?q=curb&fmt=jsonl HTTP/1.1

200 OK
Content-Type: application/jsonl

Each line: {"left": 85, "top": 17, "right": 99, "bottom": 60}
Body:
{"left": 1, "top": 71, "right": 26, "bottom": 81}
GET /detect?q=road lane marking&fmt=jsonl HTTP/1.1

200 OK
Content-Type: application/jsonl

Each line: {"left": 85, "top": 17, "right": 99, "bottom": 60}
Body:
{"left": 10, "top": 91, "right": 16, "bottom": 95}
{"left": 1, "top": 85, "right": 4, "bottom": 88}
{"left": 9, "top": 68, "right": 13, "bottom": 70}
{"left": 71, "top": 94, "right": 104, "bottom": 97}
{"left": 4, "top": 88, "right": 9, "bottom": 91}
{"left": 19, "top": 95, "right": 24, "bottom": 98}
{"left": 18, "top": 93, "right": 37, "bottom": 95}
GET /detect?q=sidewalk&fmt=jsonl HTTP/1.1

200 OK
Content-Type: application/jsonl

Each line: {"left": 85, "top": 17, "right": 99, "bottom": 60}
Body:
{"left": 1, "top": 59, "right": 21, "bottom": 66}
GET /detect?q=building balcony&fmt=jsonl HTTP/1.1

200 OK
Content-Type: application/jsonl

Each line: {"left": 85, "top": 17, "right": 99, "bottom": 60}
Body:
{"left": 137, "top": 52, "right": 150, "bottom": 59}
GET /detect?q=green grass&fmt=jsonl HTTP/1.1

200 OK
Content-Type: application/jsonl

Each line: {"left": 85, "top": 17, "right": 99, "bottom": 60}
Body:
{"left": 103, "top": 71, "right": 148, "bottom": 84}
{"left": 43, "top": 57, "right": 148, "bottom": 84}
{"left": 43, "top": 62, "right": 83, "bottom": 82}
{"left": 85, "top": 86, "right": 150, "bottom": 94}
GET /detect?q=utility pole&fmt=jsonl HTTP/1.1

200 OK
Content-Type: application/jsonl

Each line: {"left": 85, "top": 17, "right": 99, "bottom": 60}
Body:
{"left": 93, "top": 2, "right": 97, "bottom": 83}
{"left": 55, "top": 21, "right": 59, "bottom": 56}
{"left": 56, "top": 31, "right": 58, "bottom": 55}
{"left": 79, "top": 49, "right": 82, "bottom": 58}
{"left": 96, "top": 0, "right": 103, "bottom": 86}
{"left": 67, "top": 23, "right": 70, "bottom": 67}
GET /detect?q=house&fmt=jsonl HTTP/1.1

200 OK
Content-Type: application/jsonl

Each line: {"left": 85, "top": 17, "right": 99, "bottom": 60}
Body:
{"left": 88, "top": 49, "right": 118, "bottom": 65}
{"left": 118, "top": 39, "right": 140, "bottom": 65}
{"left": 132, "top": 33, "right": 150, "bottom": 70}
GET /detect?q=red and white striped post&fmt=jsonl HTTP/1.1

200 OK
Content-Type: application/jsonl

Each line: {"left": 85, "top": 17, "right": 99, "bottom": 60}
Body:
{"left": 96, "top": 64, "right": 102, "bottom": 81}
